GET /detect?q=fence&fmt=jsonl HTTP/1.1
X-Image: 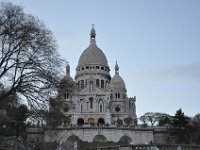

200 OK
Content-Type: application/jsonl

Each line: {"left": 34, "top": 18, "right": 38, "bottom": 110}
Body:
{"left": 96, "top": 145, "right": 200, "bottom": 150}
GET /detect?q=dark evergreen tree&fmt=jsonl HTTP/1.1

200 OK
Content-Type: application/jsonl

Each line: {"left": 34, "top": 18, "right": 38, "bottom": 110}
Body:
{"left": 170, "top": 109, "right": 191, "bottom": 144}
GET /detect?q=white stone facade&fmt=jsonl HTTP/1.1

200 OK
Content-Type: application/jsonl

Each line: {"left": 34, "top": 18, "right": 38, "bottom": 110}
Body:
{"left": 27, "top": 27, "right": 174, "bottom": 145}
{"left": 60, "top": 26, "right": 137, "bottom": 127}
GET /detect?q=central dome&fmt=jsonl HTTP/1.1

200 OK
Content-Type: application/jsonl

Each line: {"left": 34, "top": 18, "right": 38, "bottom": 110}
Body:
{"left": 75, "top": 26, "right": 111, "bottom": 80}
{"left": 78, "top": 44, "right": 108, "bottom": 67}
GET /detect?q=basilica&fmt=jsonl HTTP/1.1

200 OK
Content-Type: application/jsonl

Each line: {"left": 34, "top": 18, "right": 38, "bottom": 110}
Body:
{"left": 28, "top": 27, "right": 158, "bottom": 145}
{"left": 58, "top": 26, "right": 137, "bottom": 126}
{"left": 27, "top": 27, "right": 169, "bottom": 145}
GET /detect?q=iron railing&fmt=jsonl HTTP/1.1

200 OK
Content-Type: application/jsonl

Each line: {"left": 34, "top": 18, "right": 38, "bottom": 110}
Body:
{"left": 96, "top": 145, "right": 200, "bottom": 150}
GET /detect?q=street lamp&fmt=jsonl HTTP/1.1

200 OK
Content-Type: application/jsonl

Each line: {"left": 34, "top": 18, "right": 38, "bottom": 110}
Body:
{"left": 2, "top": 124, "right": 7, "bottom": 129}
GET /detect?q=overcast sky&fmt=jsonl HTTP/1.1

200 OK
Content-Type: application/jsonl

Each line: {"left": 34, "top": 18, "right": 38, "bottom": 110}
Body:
{"left": 6, "top": 0, "right": 200, "bottom": 117}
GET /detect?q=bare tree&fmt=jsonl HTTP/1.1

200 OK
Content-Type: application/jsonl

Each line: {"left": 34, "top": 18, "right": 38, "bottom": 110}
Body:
{"left": 0, "top": 2, "right": 63, "bottom": 108}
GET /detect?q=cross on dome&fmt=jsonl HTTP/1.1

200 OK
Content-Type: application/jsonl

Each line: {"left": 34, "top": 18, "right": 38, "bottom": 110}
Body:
{"left": 90, "top": 24, "right": 96, "bottom": 45}
{"left": 66, "top": 62, "right": 70, "bottom": 76}
{"left": 115, "top": 61, "right": 119, "bottom": 75}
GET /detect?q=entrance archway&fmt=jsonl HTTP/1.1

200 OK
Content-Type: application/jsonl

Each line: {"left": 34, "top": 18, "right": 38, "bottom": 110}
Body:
{"left": 98, "top": 118, "right": 105, "bottom": 125}
{"left": 62, "top": 135, "right": 80, "bottom": 150}
{"left": 119, "top": 135, "right": 132, "bottom": 144}
{"left": 93, "top": 134, "right": 107, "bottom": 143}
{"left": 77, "top": 118, "right": 84, "bottom": 126}
{"left": 88, "top": 118, "right": 94, "bottom": 124}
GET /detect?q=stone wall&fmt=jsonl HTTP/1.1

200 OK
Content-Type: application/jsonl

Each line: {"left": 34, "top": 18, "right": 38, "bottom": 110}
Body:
{"left": 44, "top": 127, "right": 154, "bottom": 144}
{"left": 26, "top": 128, "right": 44, "bottom": 143}
{"left": 26, "top": 126, "right": 173, "bottom": 145}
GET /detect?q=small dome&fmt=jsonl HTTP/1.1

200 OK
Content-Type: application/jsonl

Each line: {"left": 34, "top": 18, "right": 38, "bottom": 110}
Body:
{"left": 60, "top": 75, "right": 75, "bottom": 88}
{"left": 78, "top": 44, "right": 108, "bottom": 67}
{"left": 110, "top": 74, "right": 126, "bottom": 90}
{"left": 62, "top": 63, "right": 74, "bottom": 83}
{"left": 111, "top": 62, "right": 126, "bottom": 90}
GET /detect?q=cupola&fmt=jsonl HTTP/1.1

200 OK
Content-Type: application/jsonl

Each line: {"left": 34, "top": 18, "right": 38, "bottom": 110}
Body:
{"left": 110, "top": 62, "right": 126, "bottom": 91}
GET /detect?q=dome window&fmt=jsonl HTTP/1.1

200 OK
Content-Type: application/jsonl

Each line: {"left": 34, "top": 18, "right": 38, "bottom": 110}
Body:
{"left": 96, "top": 79, "right": 99, "bottom": 87}
{"left": 89, "top": 97, "right": 93, "bottom": 109}
{"left": 101, "top": 67, "right": 104, "bottom": 70}
{"left": 96, "top": 66, "right": 99, "bottom": 69}
{"left": 91, "top": 35, "right": 95, "bottom": 39}
{"left": 86, "top": 66, "right": 89, "bottom": 69}
{"left": 101, "top": 80, "right": 104, "bottom": 88}
{"left": 81, "top": 80, "right": 84, "bottom": 88}
{"left": 81, "top": 67, "right": 84, "bottom": 70}
{"left": 118, "top": 92, "right": 120, "bottom": 98}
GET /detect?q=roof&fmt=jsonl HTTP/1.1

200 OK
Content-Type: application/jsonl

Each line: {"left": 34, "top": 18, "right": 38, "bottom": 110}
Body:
{"left": 110, "top": 74, "right": 126, "bottom": 90}
{"left": 78, "top": 43, "right": 108, "bottom": 67}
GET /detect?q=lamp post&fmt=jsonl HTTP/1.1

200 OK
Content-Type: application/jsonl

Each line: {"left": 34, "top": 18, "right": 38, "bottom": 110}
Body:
{"left": 167, "top": 123, "right": 170, "bottom": 144}
{"left": 2, "top": 123, "right": 7, "bottom": 136}
{"left": 2, "top": 124, "right": 6, "bottom": 129}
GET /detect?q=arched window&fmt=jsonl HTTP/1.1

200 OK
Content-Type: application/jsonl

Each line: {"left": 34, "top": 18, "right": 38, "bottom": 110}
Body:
{"left": 118, "top": 92, "right": 120, "bottom": 98}
{"left": 64, "top": 92, "right": 67, "bottom": 99}
{"left": 123, "top": 94, "right": 126, "bottom": 99}
{"left": 77, "top": 118, "right": 84, "bottom": 126}
{"left": 99, "top": 99, "right": 103, "bottom": 112}
{"left": 98, "top": 118, "right": 105, "bottom": 126}
{"left": 85, "top": 80, "right": 88, "bottom": 85}
{"left": 81, "top": 80, "right": 84, "bottom": 88}
{"left": 110, "top": 93, "right": 113, "bottom": 100}
{"left": 81, "top": 105, "right": 83, "bottom": 112}
{"left": 88, "top": 118, "right": 94, "bottom": 124}
{"left": 77, "top": 81, "right": 80, "bottom": 89}
{"left": 115, "top": 93, "right": 118, "bottom": 98}
{"left": 96, "top": 79, "right": 99, "bottom": 87}
{"left": 100, "top": 105, "right": 103, "bottom": 112}
{"left": 89, "top": 97, "right": 93, "bottom": 109}
{"left": 64, "top": 93, "right": 69, "bottom": 99}
{"left": 101, "top": 80, "right": 104, "bottom": 88}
